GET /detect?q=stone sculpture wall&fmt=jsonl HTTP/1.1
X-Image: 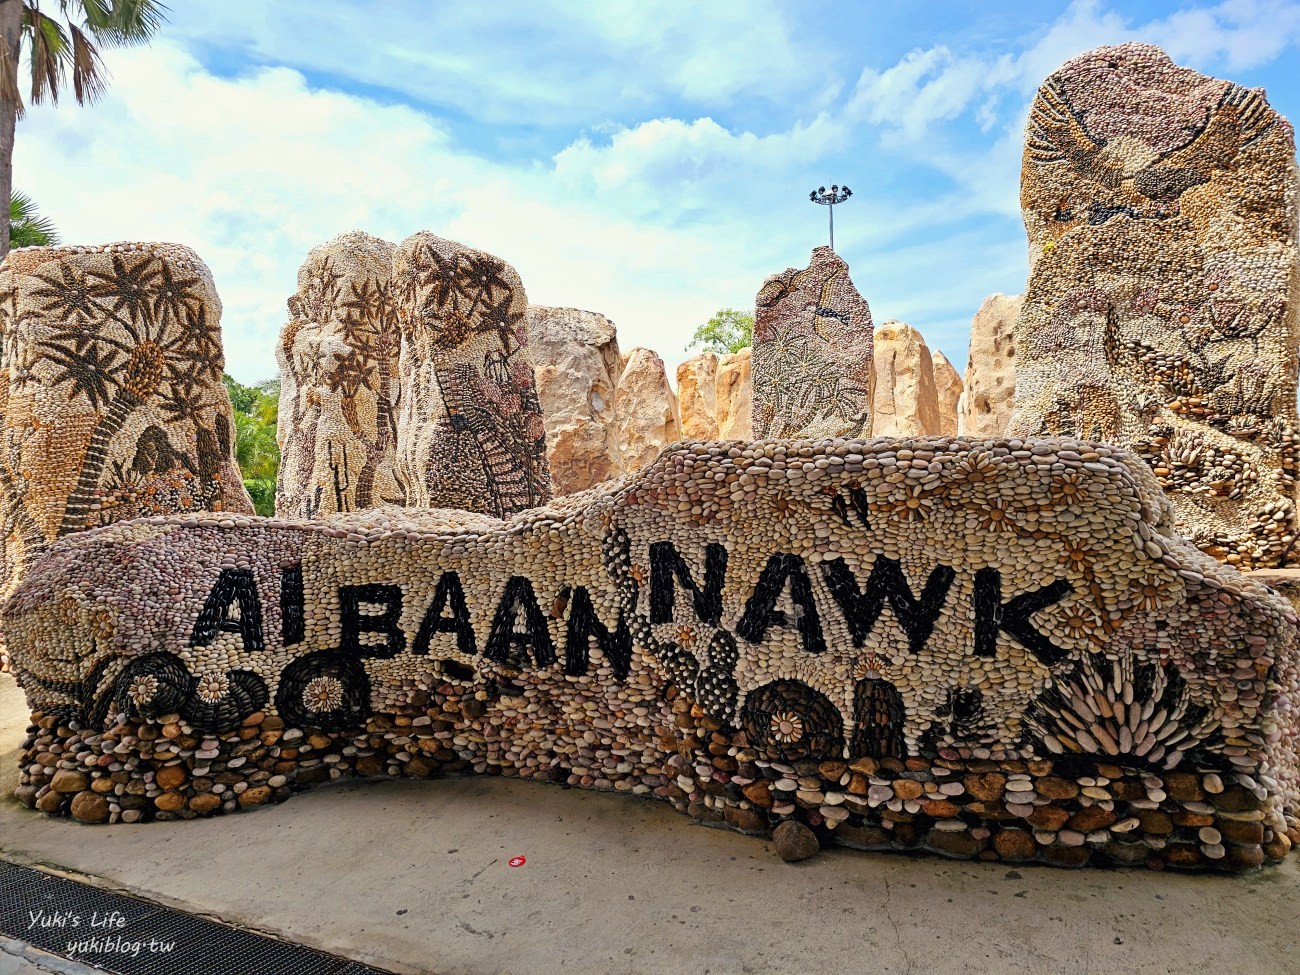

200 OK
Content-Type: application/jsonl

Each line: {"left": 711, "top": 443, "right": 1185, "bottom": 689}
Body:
{"left": 392, "top": 233, "right": 551, "bottom": 516}
{"left": 1009, "top": 44, "right": 1300, "bottom": 569}
{"left": 7, "top": 435, "right": 1297, "bottom": 872}
{"left": 963, "top": 294, "right": 1021, "bottom": 438}
{"left": 0, "top": 243, "right": 253, "bottom": 662}
{"left": 753, "top": 247, "right": 873, "bottom": 439}
{"left": 276, "top": 231, "right": 401, "bottom": 519}
{"left": 527, "top": 305, "right": 623, "bottom": 496}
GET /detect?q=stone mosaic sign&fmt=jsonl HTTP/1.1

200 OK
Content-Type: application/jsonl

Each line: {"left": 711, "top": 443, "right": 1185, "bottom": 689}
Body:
{"left": 392, "top": 232, "right": 551, "bottom": 516}
{"left": 1009, "top": 43, "right": 1300, "bottom": 569}
{"left": 7, "top": 436, "right": 1297, "bottom": 871}
{"left": 276, "top": 231, "right": 402, "bottom": 518}
{"left": 0, "top": 243, "right": 253, "bottom": 663}
{"left": 753, "top": 247, "right": 874, "bottom": 439}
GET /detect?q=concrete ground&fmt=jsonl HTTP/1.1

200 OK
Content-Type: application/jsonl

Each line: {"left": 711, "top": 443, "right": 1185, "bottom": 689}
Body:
{"left": 1, "top": 671, "right": 1297, "bottom": 975}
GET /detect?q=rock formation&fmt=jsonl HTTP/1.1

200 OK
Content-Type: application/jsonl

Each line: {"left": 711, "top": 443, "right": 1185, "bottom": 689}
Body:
{"left": 0, "top": 242, "right": 253, "bottom": 649}
{"left": 962, "top": 294, "right": 1021, "bottom": 438}
{"left": 871, "top": 321, "right": 942, "bottom": 437}
{"left": 932, "top": 351, "right": 963, "bottom": 436}
{"left": 613, "top": 348, "right": 680, "bottom": 471}
{"left": 715, "top": 348, "right": 753, "bottom": 439}
{"left": 391, "top": 233, "right": 551, "bottom": 517}
{"left": 8, "top": 435, "right": 1298, "bottom": 873}
{"left": 752, "top": 247, "right": 874, "bottom": 438}
{"left": 1008, "top": 44, "right": 1300, "bottom": 568}
{"left": 527, "top": 306, "right": 623, "bottom": 495}
{"left": 276, "top": 231, "right": 401, "bottom": 519}
{"left": 677, "top": 352, "right": 720, "bottom": 440}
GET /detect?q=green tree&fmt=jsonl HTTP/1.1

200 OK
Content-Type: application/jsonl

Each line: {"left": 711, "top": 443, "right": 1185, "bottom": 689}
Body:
{"left": 223, "top": 372, "right": 281, "bottom": 516}
{"left": 686, "top": 307, "right": 753, "bottom": 355}
{"left": 0, "top": 0, "right": 167, "bottom": 260}
{"left": 9, "top": 188, "right": 55, "bottom": 246}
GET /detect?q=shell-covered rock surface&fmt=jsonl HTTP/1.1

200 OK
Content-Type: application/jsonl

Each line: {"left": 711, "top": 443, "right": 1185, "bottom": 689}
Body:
{"left": 275, "top": 231, "right": 402, "bottom": 518}
{"left": 0, "top": 243, "right": 254, "bottom": 665}
{"left": 7, "top": 435, "right": 1297, "bottom": 871}
{"left": 1009, "top": 43, "right": 1300, "bottom": 569}
{"left": 391, "top": 232, "right": 551, "bottom": 516}
{"left": 753, "top": 247, "right": 874, "bottom": 439}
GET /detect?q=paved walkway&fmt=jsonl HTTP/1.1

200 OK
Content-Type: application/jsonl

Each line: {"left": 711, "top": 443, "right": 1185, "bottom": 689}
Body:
{"left": 2, "top": 671, "right": 1297, "bottom": 975}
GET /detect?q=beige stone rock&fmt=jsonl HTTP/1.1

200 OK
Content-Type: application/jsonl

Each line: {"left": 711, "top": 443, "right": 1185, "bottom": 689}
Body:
{"left": 962, "top": 294, "right": 1021, "bottom": 438}
{"left": 1008, "top": 43, "right": 1300, "bottom": 568}
{"left": 276, "top": 231, "right": 401, "bottom": 518}
{"left": 527, "top": 306, "right": 623, "bottom": 495}
{"left": 715, "top": 348, "right": 753, "bottom": 440}
{"left": 677, "top": 352, "right": 719, "bottom": 440}
{"left": 753, "top": 246, "right": 873, "bottom": 438}
{"left": 613, "top": 348, "right": 680, "bottom": 471}
{"left": 932, "top": 351, "right": 963, "bottom": 437}
{"left": 392, "top": 233, "right": 551, "bottom": 516}
{"left": 871, "top": 321, "right": 942, "bottom": 437}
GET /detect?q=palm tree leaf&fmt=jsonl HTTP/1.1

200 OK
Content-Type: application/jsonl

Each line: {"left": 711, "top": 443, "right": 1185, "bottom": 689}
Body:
{"left": 25, "top": 6, "right": 71, "bottom": 106}
{"left": 74, "top": 0, "right": 167, "bottom": 49}
{"left": 68, "top": 23, "right": 107, "bottom": 104}
{"left": 10, "top": 190, "right": 59, "bottom": 246}
{"left": 0, "top": 32, "right": 26, "bottom": 118}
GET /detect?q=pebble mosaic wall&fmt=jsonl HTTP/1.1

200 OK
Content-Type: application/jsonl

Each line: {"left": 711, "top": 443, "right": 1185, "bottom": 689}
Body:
{"left": 391, "top": 233, "right": 551, "bottom": 517}
{"left": 6, "top": 436, "right": 1298, "bottom": 871}
{"left": 0, "top": 243, "right": 253, "bottom": 665}
{"left": 753, "top": 246, "right": 874, "bottom": 439}
{"left": 1009, "top": 43, "right": 1300, "bottom": 569}
{"left": 276, "top": 231, "right": 402, "bottom": 519}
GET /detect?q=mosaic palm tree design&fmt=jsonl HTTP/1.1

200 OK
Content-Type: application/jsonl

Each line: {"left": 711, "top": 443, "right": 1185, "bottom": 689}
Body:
{"left": 27, "top": 252, "right": 226, "bottom": 535}
{"left": 396, "top": 237, "right": 550, "bottom": 517}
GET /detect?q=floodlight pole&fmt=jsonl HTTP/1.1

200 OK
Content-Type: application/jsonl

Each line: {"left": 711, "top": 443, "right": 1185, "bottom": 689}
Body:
{"left": 809, "top": 184, "right": 852, "bottom": 251}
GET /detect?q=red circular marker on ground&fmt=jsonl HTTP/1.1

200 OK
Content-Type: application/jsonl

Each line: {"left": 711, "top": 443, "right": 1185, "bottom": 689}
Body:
{"left": 508, "top": 855, "right": 527, "bottom": 867}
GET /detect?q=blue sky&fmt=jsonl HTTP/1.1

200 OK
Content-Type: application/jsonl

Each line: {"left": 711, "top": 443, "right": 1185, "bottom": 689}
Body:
{"left": 18, "top": 0, "right": 1300, "bottom": 385}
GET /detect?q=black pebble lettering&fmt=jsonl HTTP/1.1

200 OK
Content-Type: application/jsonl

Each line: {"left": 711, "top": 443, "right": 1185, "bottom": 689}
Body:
{"left": 191, "top": 568, "right": 265, "bottom": 651}
{"left": 735, "top": 552, "right": 827, "bottom": 655}
{"left": 484, "top": 576, "right": 556, "bottom": 669}
{"left": 564, "top": 586, "right": 632, "bottom": 679}
{"left": 649, "top": 541, "right": 728, "bottom": 626}
{"left": 413, "top": 571, "right": 478, "bottom": 657}
{"left": 280, "top": 564, "right": 304, "bottom": 646}
{"left": 973, "top": 567, "right": 1072, "bottom": 664}
{"left": 822, "top": 556, "right": 955, "bottom": 654}
{"left": 339, "top": 584, "right": 406, "bottom": 659}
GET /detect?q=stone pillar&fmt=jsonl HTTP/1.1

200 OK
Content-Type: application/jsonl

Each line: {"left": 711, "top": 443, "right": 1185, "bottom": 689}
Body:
{"left": 677, "top": 351, "right": 720, "bottom": 440}
{"left": 613, "top": 348, "right": 680, "bottom": 472}
{"left": 871, "top": 320, "right": 942, "bottom": 437}
{"left": 716, "top": 348, "right": 753, "bottom": 440}
{"left": 752, "top": 246, "right": 874, "bottom": 438}
{"left": 962, "top": 294, "right": 1021, "bottom": 438}
{"left": 276, "top": 231, "right": 401, "bottom": 518}
{"left": 1008, "top": 43, "right": 1300, "bottom": 568}
{"left": 527, "top": 305, "right": 623, "bottom": 495}
{"left": 932, "top": 350, "right": 963, "bottom": 437}
{"left": 392, "top": 233, "right": 551, "bottom": 517}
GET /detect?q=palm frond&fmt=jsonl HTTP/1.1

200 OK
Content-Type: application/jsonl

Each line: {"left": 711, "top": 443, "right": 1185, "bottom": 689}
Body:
{"left": 74, "top": 0, "right": 167, "bottom": 48}
{"left": 68, "top": 22, "right": 106, "bottom": 103}
{"left": 25, "top": 6, "right": 72, "bottom": 106}
{"left": 10, "top": 190, "right": 58, "bottom": 246}
{"left": 0, "top": 31, "right": 25, "bottom": 117}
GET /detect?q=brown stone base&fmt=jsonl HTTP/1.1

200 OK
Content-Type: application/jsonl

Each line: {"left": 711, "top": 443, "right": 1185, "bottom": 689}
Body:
{"left": 14, "top": 690, "right": 1296, "bottom": 874}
